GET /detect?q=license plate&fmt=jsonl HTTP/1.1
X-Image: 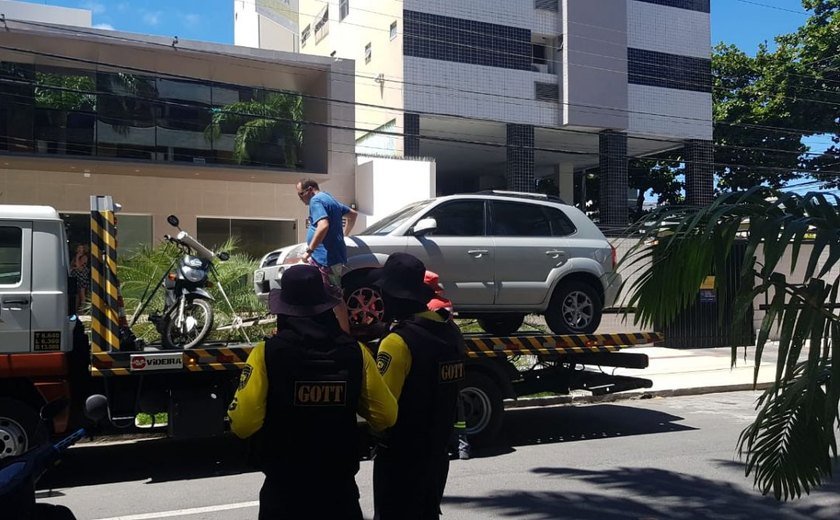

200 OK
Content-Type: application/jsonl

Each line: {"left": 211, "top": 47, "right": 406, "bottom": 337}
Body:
{"left": 254, "top": 271, "right": 265, "bottom": 283}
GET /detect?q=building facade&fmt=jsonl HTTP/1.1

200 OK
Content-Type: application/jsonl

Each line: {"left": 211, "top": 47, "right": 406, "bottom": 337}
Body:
{"left": 236, "top": 0, "right": 713, "bottom": 227}
{"left": 0, "top": 18, "right": 355, "bottom": 257}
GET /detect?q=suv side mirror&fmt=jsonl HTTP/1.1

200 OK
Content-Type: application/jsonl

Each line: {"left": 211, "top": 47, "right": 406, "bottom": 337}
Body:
{"left": 412, "top": 217, "right": 437, "bottom": 237}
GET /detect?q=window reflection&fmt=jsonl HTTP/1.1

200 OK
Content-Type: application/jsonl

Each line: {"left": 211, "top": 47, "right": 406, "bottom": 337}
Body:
{"left": 0, "top": 60, "right": 305, "bottom": 170}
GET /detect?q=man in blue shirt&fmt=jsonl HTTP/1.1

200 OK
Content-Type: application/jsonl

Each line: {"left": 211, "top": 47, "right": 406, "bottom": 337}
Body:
{"left": 297, "top": 178, "right": 358, "bottom": 333}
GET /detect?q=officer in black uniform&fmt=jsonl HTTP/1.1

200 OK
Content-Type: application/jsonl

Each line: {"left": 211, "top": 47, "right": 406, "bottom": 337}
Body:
{"left": 228, "top": 264, "right": 397, "bottom": 520}
{"left": 370, "top": 253, "right": 466, "bottom": 520}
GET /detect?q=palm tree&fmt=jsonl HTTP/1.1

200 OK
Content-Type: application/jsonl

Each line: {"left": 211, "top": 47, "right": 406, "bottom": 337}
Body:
{"left": 621, "top": 187, "right": 839, "bottom": 500}
{"left": 204, "top": 91, "right": 303, "bottom": 168}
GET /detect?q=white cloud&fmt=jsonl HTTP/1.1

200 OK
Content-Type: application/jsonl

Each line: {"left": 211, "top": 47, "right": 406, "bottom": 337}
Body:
{"left": 80, "top": 1, "right": 107, "bottom": 15}
{"left": 184, "top": 14, "right": 201, "bottom": 27}
{"left": 142, "top": 11, "right": 162, "bottom": 26}
{"left": 93, "top": 23, "right": 114, "bottom": 30}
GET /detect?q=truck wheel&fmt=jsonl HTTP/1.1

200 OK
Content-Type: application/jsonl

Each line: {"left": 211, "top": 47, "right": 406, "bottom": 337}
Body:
{"left": 544, "top": 280, "right": 603, "bottom": 335}
{"left": 461, "top": 372, "right": 503, "bottom": 447}
{"left": 0, "top": 398, "right": 46, "bottom": 460}
{"left": 477, "top": 314, "right": 525, "bottom": 336}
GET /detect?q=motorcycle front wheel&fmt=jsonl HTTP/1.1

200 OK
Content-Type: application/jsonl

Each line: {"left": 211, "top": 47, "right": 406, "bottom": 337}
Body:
{"left": 161, "top": 298, "right": 214, "bottom": 349}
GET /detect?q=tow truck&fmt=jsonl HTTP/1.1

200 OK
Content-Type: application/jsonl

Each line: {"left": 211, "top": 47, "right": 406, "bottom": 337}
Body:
{"left": 0, "top": 196, "right": 658, "bottom": 458}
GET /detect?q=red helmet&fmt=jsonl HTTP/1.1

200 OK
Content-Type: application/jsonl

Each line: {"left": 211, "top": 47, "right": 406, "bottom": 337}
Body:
{"left": 424, "top": 270, "right": 453, "bottom": 313}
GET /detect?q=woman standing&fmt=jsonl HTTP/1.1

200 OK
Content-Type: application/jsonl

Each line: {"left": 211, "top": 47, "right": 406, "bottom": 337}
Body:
{"left": 70, "top": 244, "right": 90, "bottom": 312}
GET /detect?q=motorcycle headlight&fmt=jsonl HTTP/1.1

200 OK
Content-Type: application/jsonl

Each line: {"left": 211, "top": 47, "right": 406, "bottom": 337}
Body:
{"left": 182, "top": 265, "right": 205, "bottom": 283}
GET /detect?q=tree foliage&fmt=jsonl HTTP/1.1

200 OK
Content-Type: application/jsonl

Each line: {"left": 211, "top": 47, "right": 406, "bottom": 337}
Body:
{"left": 714, "top": 1, "right": 840, "bottom": 191}
{"left": 622, "top": 188, "right": 839, "bottom": 499}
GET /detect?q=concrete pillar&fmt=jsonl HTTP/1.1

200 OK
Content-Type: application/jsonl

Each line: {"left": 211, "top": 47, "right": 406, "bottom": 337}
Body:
{"left": 404, "top": 113, "right": 420, "bottom": 157}
{"left": 684, "top": 139, "right": 714, "bottom": 206}
{"left": 555, "top": 163, "right": 574, "bottom": 204}
{"left": 599, "top": 130, "right": 628, "bottom": 231}
{"left": 506, "top": 124, "right": 535, "bottom": 192}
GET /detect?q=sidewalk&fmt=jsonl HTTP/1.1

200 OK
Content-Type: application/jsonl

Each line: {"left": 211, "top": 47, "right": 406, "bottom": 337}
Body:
{"left": 507, "top": 342, "right": 780, "bottom": 409}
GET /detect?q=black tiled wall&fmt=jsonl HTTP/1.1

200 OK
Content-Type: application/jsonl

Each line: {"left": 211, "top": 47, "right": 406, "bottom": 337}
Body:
{"left": 506, "top": 124, "right": 535, "bottom": 192}
{"left": 628, "top": 47, "right": 712, "bottom": 93}
{"left": 684, "top": 139, "right": 714, "bottom": 206}
{"left": 403, "top": 10, "right": 532, "bottom": 71}
{"left": 404, "top": 113, "right": 420, "bottom": 157}
{"left": 599, "top": 130, "right": 629, "bottom": 230}
{"left": 634, "top": 0, "right": 710, "bottom": 12}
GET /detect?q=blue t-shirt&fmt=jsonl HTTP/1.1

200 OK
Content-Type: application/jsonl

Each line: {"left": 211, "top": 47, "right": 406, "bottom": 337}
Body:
{"left": 307, "top": 191, "right": 351, "bottom": 267}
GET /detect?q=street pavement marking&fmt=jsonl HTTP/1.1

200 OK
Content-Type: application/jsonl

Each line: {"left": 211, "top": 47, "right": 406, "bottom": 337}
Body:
{"left": 92, "top": 501, "right": 260, "bottom": 520}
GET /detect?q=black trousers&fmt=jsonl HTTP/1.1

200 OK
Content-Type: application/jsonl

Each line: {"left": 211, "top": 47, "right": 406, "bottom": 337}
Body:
{"left": 259, "top": 474, "right": 363, "bottom": 520}
{"left": 373, "top": 447, "right": 450, "bottom": 520}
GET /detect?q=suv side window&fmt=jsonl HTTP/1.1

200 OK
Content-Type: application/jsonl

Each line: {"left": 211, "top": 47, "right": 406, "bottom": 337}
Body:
{"left": 490, "top": 201, "right": 577, "bottom": 237}
{"left": 422, "top": 201, "right": 485, "bottom": 236}
{"left": 490, "top": 201, "right": 552, "bottom": 236}
{"left": 544, "top": 206, "right": 577, "bottom": 236}
{"left": 0, "top": 226, "right": 22, "bottom": 285}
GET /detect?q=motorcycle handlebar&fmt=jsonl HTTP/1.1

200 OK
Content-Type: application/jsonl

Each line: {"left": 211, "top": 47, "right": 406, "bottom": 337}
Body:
{"left": 176, "top": 231, "right": 216, "bottom": 261}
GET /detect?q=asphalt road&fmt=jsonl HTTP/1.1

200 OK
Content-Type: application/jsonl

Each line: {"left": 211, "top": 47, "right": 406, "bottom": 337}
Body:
{"left": 37, "top": 391, "right": 839, "bottom": 520}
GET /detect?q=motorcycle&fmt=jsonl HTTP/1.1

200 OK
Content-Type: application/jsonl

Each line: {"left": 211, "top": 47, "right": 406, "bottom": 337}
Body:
{"left": 0, "top": 395, "right": 108, "bottom": 520}
{"left": 131, "top": 215, "right": 237, "bottom": 349}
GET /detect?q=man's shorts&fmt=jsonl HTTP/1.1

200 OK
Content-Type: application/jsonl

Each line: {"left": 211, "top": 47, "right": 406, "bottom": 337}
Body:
{"left": 308, "top": 259, "right": 344, "bottom": 300}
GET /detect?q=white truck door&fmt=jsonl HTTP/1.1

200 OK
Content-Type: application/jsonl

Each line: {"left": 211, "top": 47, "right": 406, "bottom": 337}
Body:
{"left": 0, "top": 222, "right": 32, "bottom": 352}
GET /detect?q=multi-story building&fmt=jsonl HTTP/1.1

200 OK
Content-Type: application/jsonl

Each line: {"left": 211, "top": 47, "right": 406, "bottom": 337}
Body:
{"left": 236, "top": 0, "right": 713, "bottom": 227}
{"left": 0, "top": 14, "right": 355, "bottom": 257}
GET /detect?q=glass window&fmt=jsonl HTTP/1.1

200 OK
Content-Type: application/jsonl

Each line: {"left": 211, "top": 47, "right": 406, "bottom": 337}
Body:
{"left": 390, "top": 21, "right": 397, "bottom": 40}
{"left": 544, "top": 207, "right": 577, "bottom": 236}
{"left": 365, "top": 43, "right": 372, "bottom": 64}
{"left": 197, "top": 218, "right": 296, "bottom": 259}
{"left": 339, "top": 0, "right": 349, "bottom": 21}
{"left": 362, "top": 200, "right": 432, "bottom": 236}
{"left": 0, "top": 62, "right": 35, "bottom": 153}
{"left": 490, "top": 202, "right": 577, "bottom": 237}
{"left": 423, "top": 201, "right": 485, "bottom": 237}
{"left": 0, "top": 59, "right": 307, "bottom": 171}
{"left": 490, "top": 201, "right": 551, "bottom": 237}
{"left": 209, "top": 87, "right": 304, "bottom": 169}
{"left": 0, "top": 227, "right": 22, "bottom": 285}
{"left": 60, "top": 213, "right": 152, "bottom": 259}
{"left": 301, "top": 25, "right": 311, "bottom": 47}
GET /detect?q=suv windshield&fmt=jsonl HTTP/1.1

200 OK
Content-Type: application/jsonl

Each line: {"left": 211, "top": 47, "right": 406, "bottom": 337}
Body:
{"left": 361, "top": 199, "right": 432, "bottom": 235}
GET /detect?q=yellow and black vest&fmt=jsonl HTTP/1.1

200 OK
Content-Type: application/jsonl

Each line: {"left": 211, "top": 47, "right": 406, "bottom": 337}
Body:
{"left": 388, "top": 316, "right": 465, "bottom": 454}
{"left": 262, "top": 332, "right": 363, "bottom": 482}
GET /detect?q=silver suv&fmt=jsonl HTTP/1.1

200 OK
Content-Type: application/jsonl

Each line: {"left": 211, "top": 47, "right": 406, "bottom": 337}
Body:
{"left": 254, "top": 192, "right": 620, "bottom": 336}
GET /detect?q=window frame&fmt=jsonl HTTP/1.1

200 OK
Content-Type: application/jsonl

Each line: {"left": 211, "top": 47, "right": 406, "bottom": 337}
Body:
{"left": 0, "top": 225, "right": 23, "bottom": 286}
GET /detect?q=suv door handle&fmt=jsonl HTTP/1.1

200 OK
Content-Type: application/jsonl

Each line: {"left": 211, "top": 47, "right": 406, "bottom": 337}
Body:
{"left": 2, "top": 297, "right": 30, "bottom": 308}
{"left": 545, "top": 250, "right": 566, "bottom": 258}
{"left": 467, "top": 249, "right": 489, "bottom": 258}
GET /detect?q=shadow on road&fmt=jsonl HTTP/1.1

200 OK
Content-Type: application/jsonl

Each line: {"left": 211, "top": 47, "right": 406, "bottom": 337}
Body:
{"left": 444, "top": 466, "right": 840, "bottom": 520}
{"left": 471, "top": 403, "right": 695, "bottom": 458}
{"left": 38, "top": 435, "right": 257, "bottom": 489}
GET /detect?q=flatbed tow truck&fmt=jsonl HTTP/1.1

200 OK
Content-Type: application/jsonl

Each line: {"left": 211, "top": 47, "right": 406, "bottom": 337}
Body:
{"left": 0, "top": 196, "right": 658, "bottom": 458}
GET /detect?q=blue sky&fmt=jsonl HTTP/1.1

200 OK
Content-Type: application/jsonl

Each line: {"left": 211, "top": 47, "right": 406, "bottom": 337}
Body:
{"left": 27, "top": 0, "right": 813, "bottom": 49}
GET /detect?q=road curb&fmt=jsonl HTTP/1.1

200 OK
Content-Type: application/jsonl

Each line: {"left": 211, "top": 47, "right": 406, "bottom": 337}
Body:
{"left": 504, "top": 382, "right": 775, "bottom": 409}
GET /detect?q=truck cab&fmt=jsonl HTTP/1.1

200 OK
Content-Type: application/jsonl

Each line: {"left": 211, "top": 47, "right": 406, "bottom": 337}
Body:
{"left": 0, "top": 205, "right": 74, "bottom": 355}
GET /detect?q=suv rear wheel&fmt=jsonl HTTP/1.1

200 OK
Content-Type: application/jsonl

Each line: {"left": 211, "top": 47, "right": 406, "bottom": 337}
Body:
{"left": 544, "top": 281, "right": 602, "bottom": 335}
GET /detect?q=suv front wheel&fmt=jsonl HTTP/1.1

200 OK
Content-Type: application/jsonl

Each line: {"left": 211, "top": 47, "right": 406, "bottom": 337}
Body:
{"left": 544, "top": 281, "right": 603, "bottom": 335}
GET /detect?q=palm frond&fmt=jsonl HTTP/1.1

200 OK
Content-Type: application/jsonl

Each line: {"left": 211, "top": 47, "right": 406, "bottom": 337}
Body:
{"left": 621, "top": 188, "right": 840, "bottom": 499}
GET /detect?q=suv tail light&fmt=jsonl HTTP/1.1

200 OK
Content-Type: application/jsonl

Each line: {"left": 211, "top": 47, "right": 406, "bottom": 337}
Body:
{"left": 610, "top": 245, "right": 617, "bottom": 270}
